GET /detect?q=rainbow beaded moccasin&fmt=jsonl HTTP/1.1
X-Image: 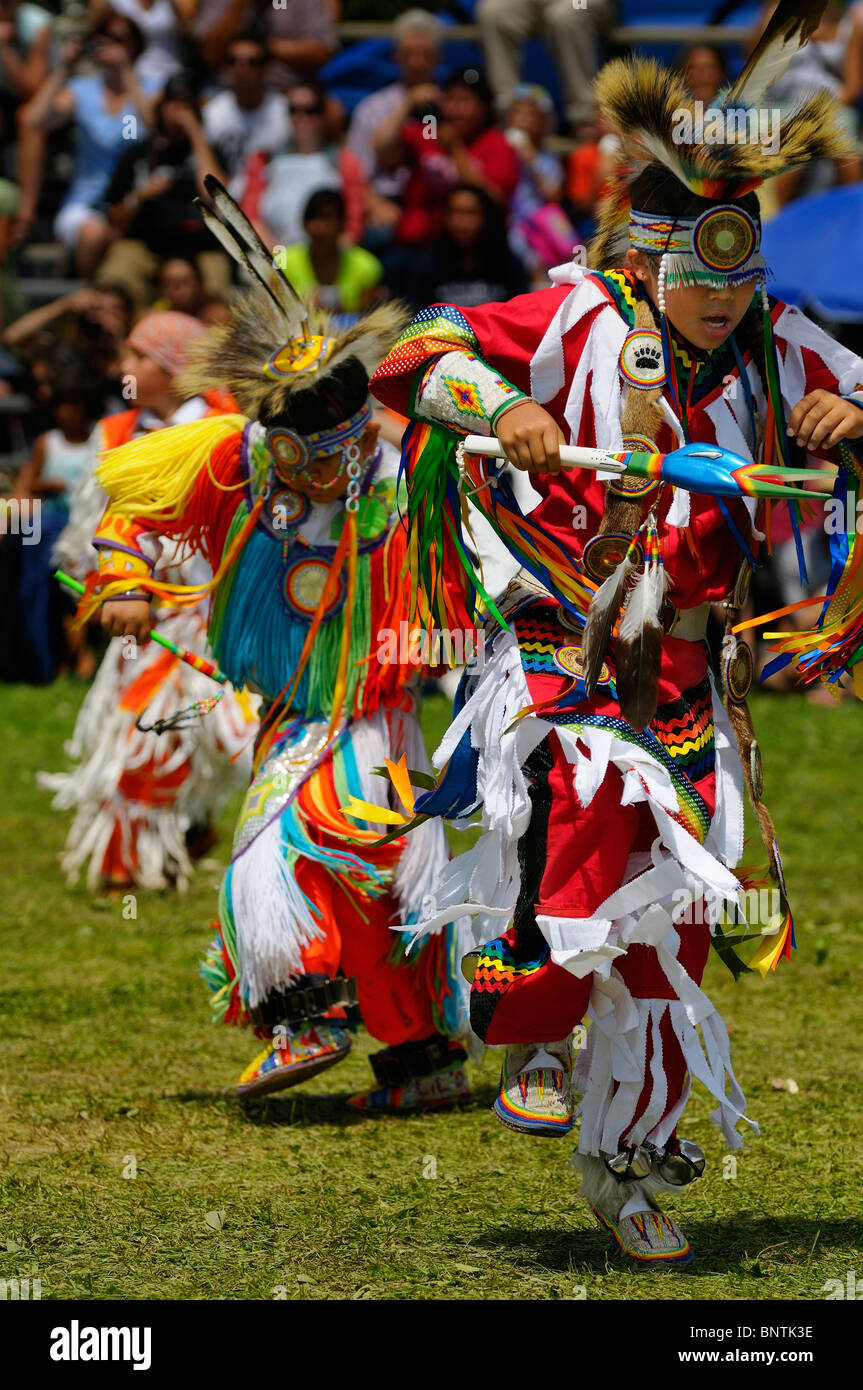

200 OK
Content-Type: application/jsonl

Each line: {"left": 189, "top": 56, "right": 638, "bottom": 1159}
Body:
{"left": 237, "top": 1021, "right": 351, "bottom": 1099}
{"left": 592, "top": 1202, "right": 693, "bottom": 1267}
{"left": 494, "top": 1040, "right": 575, "bottom": 1135}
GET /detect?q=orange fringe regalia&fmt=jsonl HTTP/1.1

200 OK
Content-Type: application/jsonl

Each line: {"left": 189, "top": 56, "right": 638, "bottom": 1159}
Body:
{"left": 81, "top": 177, "right": 468, "bottom": 1050}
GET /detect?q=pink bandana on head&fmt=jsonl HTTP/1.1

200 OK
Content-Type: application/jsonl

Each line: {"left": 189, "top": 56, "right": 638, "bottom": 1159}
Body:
{"left": 127, "top": 311, "right": 208, "bottom": 378}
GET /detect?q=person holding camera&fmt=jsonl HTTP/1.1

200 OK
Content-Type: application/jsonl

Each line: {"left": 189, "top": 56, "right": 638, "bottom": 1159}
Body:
{"left": 19, "top": 10, "right": 158, "bottom": 277}
{"left": 99, "top": 75, "right": 229, "bottom": 306}
{"left": 347, "top": 7, "right": 443, "bottom": 248}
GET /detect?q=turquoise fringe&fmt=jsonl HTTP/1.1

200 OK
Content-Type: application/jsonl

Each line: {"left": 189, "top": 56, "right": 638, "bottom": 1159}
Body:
{"left": 209, "top": 526, "right": 373, "bottom": 715}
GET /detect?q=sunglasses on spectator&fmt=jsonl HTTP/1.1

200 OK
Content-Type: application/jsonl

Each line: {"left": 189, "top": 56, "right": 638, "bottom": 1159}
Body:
{"left": 226, "top": 55, "right": 266, "bottom": 67}
{"left": 289, "top": 103, "right": 324, "bottom": 116}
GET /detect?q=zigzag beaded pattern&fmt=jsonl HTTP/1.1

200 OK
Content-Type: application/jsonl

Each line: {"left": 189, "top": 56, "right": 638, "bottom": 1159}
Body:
{"left": 648, "top": 677, "right": 715, "bottom": 781}
{"left": 472, "top": 936, "right": 549, "bottom": 997}
{"left": 595, "top": 268, "right": 638, "bottom": 326}
{"left": 516, "top": 611, "right": 568, "bottom": 674}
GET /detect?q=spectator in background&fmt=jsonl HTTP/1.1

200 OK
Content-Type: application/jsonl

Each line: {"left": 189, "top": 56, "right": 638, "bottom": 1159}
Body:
{"left": 154, "top": 254, "right": 230, "bottom": 324}
{"left": 244, "top": 79, "right": 366, "bottom": 249}
{"left": 411, "top": 181, "right": 529, "bottom": 312}
{"left": 90, "top": 0, "right": 194, "bottom": 91}
{"left": 262, "top": 0, "right": 339, "bottom": 93}
{"left": 376, "top": 66, "right": 520, "bottom": 250}
{"left": 677, "top": 43, "right": 728, "bottom": 107}
{"left": 565, "top": 109, "right": 620, "bottom": 239}
{"left": 347, "top": 7, "right": 442, "bottom": 246}
{"left": 0, "top": 0, "right": 52, "bottom": 163}
{"left": 477, "top": 0, "right": 617, "bottom": 138}
{"left": 504, "top": 83, "right": 579, "bottom": 279}
{"left": 277, "top": 188, "right": 382, "bottom": 315}
{"left": 201, "top": 32, "right": 290, "bottom": 197}
{"left": 0, "top": 0, "right": 51, "bottom": 241}
{"left": 99, "top": 75, "right": 229, "bottom": 305}
{"left": 0, "top": 176, "right": 26, "bottom": 347}
{"left": 195, "top": 0, "right": 337, "bottom": 84}
{"left": 10, "top": 342, "right": 106, "bottom": 682}
{"left": 752, "top": 1, "right": 863, "bottom": 203}
{"left": 2, "top": 281, "right": 134, "bottom": 391}
{"left": 20, "top": 13, "right": 157, "bottom": 277}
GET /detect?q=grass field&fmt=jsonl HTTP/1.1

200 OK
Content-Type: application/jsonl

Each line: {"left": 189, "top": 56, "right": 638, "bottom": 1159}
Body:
{"left": 1, "top": 677, "right": 862, "bottom": 1302}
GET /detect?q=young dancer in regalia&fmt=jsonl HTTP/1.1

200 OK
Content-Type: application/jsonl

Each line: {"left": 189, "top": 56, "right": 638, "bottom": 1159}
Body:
{"left": 41, "top": 312, "right": 254, "bottom": 892}
{"left": 369, "top": 0, "right": 863, "bottom": 1261}
{"left": 77, "top": 181, "right": 470, "bottom": 1110}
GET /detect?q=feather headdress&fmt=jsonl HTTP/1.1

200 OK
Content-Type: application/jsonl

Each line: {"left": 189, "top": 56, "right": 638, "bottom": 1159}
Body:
{"left": 589, "top": 0, "right": 847, "bottom": 270}
{"left": 181, "top": 175, "right": 409, "bottom": 424}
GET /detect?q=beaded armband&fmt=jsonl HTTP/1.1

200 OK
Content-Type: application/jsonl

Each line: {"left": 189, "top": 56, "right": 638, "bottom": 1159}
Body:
{"left": 839, "top": 390, "right": 863, "bottom": 470}
{"left": 413, "top": 349, "right": 527, "bottom": 434}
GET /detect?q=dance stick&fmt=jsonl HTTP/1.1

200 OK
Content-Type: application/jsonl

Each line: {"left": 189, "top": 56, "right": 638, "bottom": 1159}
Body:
{"left": 462, "top": 436, "right": 835, "bottom": 501}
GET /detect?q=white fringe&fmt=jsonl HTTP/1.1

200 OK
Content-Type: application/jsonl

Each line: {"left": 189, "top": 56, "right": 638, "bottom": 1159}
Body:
{"left": 227, "top": 706, "right": 469, "bottom": 1017}
{"left": 405, "top": 630, "right": 546, "bottom": 945}
{"left": 230, "top": 814, "right": 327, "bottom": 1008}
{"left": 402, "top": 617, "right": 759, "bottom": 1149}
{"left": 389, "top": 708, "right": 451, "bottom": 925}
{"left": 39, "top": 606, "right": 254, "bottom": 891}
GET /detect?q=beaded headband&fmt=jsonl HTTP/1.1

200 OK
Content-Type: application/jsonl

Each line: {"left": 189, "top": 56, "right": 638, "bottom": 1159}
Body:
{"left": 265, "top": 404, "right": 372, "bottom": 479}
{"left": 629, "top": 204, "right": 770, "bottom": 288}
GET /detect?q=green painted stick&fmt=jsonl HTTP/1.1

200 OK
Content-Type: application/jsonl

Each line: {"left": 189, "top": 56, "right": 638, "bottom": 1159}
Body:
{"left": 55, "top": 569, "right": 228, "bottom": 685}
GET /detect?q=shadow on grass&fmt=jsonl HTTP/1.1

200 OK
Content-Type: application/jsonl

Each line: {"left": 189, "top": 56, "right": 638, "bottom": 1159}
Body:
{"left": 475, "top": 1216, "right": 863, "bottom": 1276}
{"left": 164, "top": 1086, "right": 496, "bottom": 1128}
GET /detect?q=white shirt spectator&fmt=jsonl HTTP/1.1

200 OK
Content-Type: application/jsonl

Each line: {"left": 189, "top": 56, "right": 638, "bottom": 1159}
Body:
{"left": 258, "top": 152, "right": 341, "bottom": 248}
{"left": 203, "top": 88, "right": 291, "bottom": 197}
{"left": 110, "top": 0, "right": 183, "bottom": 89}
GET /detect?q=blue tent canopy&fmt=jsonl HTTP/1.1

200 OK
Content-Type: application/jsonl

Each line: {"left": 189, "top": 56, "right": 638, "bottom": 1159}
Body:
{"left": 761, "top": 185, "right": 863, "bottom": 323}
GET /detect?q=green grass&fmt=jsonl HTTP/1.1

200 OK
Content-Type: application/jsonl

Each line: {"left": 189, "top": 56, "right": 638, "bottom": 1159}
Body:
{"left": 1, "top": 678, "right": 861, "bottom": 1300}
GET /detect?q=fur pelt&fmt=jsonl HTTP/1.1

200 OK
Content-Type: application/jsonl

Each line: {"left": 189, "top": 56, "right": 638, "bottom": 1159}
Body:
{"left": 572, "top": 1152, "right": 681, "bottom": 1219}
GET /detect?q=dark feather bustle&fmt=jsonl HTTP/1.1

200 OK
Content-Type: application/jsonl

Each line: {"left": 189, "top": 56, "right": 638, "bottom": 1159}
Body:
{"left": 581, "top": 550, "right": 637, "bottom": 697}
{"left": 615, "top": 561, "right": 666, "bottom": 732}
{"left": 183, "top": 176, "right": 411, "bottom": 420}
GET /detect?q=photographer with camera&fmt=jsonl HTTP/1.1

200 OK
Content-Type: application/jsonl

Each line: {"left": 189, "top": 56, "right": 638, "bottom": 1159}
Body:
{"left": 19, "top": 9, "right": 158, "bottom": 277}
{"left": 98, "top": 74, "right": 228, "bottom": 306}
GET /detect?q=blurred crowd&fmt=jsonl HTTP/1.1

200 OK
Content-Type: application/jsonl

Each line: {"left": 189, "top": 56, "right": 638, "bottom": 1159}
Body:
{"left": 1, "top": 0, "right": 862, "bottom": 691}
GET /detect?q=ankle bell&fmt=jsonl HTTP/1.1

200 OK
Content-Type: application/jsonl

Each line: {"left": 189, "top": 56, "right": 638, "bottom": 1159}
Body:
{"left": 604, "top": 1145, "right": 652, "bottom": 1181}
{"left": 649, "top": 1138, "right": 706, "bottom": 1186}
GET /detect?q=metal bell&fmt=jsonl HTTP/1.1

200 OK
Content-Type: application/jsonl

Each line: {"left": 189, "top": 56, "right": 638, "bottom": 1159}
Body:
{"left": 653, "top": 1138, "right": 706, "bottom": 1186}
{"left": 604, "top": 1146, "right": 652, "bottom": 1181}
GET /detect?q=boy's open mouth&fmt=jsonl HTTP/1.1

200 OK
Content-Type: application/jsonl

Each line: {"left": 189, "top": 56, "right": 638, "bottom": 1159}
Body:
{"left": 701, "top": 313, "right": 731, "bottom": 338}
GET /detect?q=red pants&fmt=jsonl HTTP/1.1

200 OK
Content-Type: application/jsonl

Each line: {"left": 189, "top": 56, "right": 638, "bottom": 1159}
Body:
{"left": 294, "top": 856, "right": 444, "bottom": 1047}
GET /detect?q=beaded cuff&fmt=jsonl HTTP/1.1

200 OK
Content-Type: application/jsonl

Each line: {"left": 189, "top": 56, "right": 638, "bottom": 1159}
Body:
{"left": 413, "top": 349, "right": 527, "bottom": 434}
